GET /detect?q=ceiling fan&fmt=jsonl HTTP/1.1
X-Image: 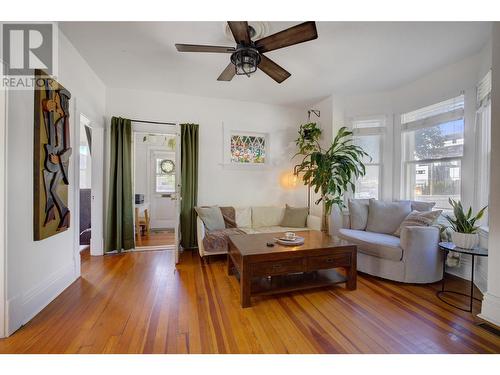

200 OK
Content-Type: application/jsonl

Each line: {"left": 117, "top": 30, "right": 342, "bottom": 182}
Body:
{"left": 175, "top": 21, "right": 318, "bottom": 83}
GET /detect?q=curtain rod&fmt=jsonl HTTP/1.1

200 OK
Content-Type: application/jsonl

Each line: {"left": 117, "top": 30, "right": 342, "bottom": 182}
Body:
{"left": 130, "top": 119, "right": 177, "bottom": 126}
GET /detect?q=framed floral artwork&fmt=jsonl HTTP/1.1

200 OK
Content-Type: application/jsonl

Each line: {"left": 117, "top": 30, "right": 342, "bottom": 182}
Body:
{"left": 222, "top": 124, "right": 270, "bottom": 168}
{"left": 230, "top": 133, "right": 267, "bottom": 164}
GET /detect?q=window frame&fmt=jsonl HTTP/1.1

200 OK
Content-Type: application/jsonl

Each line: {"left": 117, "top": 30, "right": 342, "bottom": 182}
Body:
{"left": 474, "top": 71, "right": 491, "bottom": 226}
{"left": 400, "top": 94, "right": 465, "bottom": 210}
{"left": 350, "top": 115, "right": 386, "bottom": 200}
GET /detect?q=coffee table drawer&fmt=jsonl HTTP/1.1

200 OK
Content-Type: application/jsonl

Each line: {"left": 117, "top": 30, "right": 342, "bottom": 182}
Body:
{"left": 307, "top": 253, "right": 351, "bottom": 270}
{"left": 252, "top": 258, "right": 305, "bottom": 276}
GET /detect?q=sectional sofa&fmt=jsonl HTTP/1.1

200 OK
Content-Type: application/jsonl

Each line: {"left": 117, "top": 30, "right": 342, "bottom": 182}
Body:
{"left": 197, "top": 206, "right": 321, "bottom": 258}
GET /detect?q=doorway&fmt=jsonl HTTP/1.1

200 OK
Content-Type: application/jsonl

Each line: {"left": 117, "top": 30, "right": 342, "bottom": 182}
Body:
{"left": 132, "top": 123, "right": 180, "bottom": 254}
{"left": 76, "top": 113, "right": 104, "bottom": 262}
{"left": 79, "top": 115, "right": 92, "bottom": 258}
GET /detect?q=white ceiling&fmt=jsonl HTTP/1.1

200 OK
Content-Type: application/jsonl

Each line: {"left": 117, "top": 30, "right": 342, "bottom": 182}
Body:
{"left": 59, "top": 22, "right": 491, "bottom": 107}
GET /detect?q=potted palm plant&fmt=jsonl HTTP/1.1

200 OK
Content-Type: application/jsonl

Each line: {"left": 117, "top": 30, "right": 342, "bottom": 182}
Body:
{"left": 293, "top": 123, "right": 369, "bottom": 234}
{"left": 444, "top": 198, "right": 487, "bottom": 249}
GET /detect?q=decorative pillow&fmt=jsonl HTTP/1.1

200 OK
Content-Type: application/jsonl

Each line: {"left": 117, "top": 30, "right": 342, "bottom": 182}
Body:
{"left": 195, "top": 206, "right": 225, "bottom": 231}
{"left": 348, "top": 198, "right": 373, "bottom": 230}
{"left": 280, "top": 204, "right": 309, "bottom": 228}
{"left": 397, "top": 200, "right": 436, "bottom": 212}
{"left": 252, "top": 207, "right": 285, "bottom": 227}
{"left": 235, "top": 207, "right": 252, "bottom": 228}
{"left": 366, "top": 200, "right": 412, "bottom": 234}
{"left": 394, "top": 209, "right": 443, "bottom": 237}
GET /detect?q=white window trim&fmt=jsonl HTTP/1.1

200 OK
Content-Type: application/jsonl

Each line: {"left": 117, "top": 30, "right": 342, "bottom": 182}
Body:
{"left": 349, "top": 115, "right": 386, "bottom": 200}
{"left": 474, "top": 71, "right": 491, "bottom": 226}
{"left": 400, "top": 94, "right": 465, "bottom": 209}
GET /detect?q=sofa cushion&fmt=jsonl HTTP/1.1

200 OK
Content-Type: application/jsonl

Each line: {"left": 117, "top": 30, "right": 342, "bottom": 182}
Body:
{"left": 338, "top": 228, "right": 403, "bottom": 261}
{"left": 348, "top": 198, "right": 372, "bottom": 230}
{"left": 195, "top": 206, "right": 225, "bottom": 231}
{"left": 393, "top": 209, "right": 442, "bottom": 237}
{"left": 252, "top": 206, "right": 285, "bottom": 227}
{"left": 366, "top": 200, "right": 412, "bottom": 234}
{"left": 280, "top": 204, "right": 309, "bottom": 228}
{"left": 235, "top": 207, "right": 252, "bottom": 228}
{"left": 397, "top": 200, "right": 436, "bottom": 212}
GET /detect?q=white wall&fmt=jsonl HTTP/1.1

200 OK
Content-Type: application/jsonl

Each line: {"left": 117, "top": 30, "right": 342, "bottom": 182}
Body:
{"left": 5, "top": 28, "right": 106, "bottom": 335}
{"left": 106, "top": 88, "right": 308, "bottom": 210}
{"left": 479, "top": 23, "right": 500, "bottom": 327}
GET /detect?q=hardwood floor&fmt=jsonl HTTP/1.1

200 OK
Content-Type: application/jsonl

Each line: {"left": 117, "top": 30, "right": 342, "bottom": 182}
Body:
{"left": 135, "top": 229, "right": 175, "bottom": 247}
{"left": 0, "top": 249, "right": 499, "bottom": 354}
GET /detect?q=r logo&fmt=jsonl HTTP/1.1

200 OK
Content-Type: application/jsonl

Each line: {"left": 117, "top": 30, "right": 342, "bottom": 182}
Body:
{"left": 2, "top": 23, "right": 53, "bottom": 75}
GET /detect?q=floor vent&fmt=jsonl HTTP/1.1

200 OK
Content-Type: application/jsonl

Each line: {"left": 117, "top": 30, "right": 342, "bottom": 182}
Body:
{"left": 477, "top": 322, "right": 500, "bottom": 337}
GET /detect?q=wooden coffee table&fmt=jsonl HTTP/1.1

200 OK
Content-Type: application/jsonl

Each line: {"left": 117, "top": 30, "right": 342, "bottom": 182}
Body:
{"left": 227, "top": 231, "right": 357, "bottom": 308}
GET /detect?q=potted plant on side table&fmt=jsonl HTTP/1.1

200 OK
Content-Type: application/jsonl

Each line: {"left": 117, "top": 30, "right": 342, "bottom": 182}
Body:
{"left": 444, "top": 198, "right": 487, "bottom": 249}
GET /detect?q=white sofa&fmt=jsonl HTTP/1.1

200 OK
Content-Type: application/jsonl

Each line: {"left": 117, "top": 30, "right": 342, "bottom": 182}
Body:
{"left": 334, "top": 200, "right": 443, "bottom": 284}
{"left": 197, "top": 206, "right": 321, "bottom": 258}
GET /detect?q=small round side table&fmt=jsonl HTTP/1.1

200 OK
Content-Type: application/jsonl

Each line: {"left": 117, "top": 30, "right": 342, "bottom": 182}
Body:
{"left": 437, "top": 241, "right": 488, "bottom": 312}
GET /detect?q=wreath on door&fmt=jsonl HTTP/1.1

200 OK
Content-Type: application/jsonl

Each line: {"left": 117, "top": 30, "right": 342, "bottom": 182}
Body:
{"left": 160, "top": 159, "right": 175, "bottom": 175}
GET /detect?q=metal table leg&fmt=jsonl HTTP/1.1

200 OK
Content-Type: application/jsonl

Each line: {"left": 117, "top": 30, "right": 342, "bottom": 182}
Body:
{"left": 436, "top": 252, "right": 481, "bottom": 313}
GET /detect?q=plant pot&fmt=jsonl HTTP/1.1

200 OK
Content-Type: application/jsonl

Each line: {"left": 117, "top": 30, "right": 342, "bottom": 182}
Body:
{"left": 451, "top": 232, "right": 479, "bottom": 249}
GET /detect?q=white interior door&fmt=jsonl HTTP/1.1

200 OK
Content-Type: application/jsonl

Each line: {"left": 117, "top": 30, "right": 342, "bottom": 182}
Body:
{"left": 174, "top": 130, "right": 181, "bottom": 264}
{"left": 149, "top": 150, "right": 177, "bottom": 229}
{"left": 91, "top": 127, "right": 104, "bottom": 256}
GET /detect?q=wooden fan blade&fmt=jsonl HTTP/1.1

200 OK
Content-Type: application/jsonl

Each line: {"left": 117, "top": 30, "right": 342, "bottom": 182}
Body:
{"left": 255, "top": 21, "right": 318, "bottom": 53}
{"left": 258, "top": 55, "right": 291, "bottom": 83}
{"left": 175, "top": 44, "right": 235, "bottom": 53}
{"left": 227, "top": 21, "right": 251, "bottom": 44}
{"left": 217, "top": 63, "right": 236, "bottom": 81}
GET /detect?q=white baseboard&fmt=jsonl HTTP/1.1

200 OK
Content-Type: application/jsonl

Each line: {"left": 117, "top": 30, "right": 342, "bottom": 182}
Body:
{"left": 6, "top": 262, "right": 77, "bottom": 335}
{"left": 478, "top": 292, "right": 500, "bottom": 327}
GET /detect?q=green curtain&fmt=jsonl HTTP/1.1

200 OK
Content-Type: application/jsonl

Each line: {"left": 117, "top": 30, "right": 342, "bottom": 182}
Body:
{"left": 180, "top": 123, "right": 199, "bottom": 249}
{"left": 105, "top": 117, "right": 134, "bottom": 253}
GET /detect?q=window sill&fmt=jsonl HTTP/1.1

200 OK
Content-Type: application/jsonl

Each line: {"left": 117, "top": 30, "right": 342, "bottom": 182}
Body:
{"left": 479, "top": 226, "right": 489, "bottom": 238}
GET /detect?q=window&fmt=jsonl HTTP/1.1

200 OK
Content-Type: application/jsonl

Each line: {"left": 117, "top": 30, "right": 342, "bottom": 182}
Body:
{"left": 351, "top": 116, "right": 385, "bottom": 199}
{"left": 155, "top": 158, "right": 175, "bottom": 193}
{"left": 475, "top": 71, "right": 491, "bottom": 225}
{"left": 401, "top": 95, "right": 465, "bottom": 210}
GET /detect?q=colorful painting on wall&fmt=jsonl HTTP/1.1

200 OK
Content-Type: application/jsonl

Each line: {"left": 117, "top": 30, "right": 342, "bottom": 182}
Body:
{"left": 230, "top": 133, "right": 267, "bottom": 164}
{"left": 33, "top": 70, "right": 72, "bottom": 241}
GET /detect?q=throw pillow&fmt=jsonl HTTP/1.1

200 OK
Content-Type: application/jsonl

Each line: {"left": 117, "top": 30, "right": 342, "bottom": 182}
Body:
{"left": 393, "top": 209, "right": 442, "bottom": 237}
{"left": 366, "top": 200, "right": 412, "bottom": 234}
{"left": 235, "top": 207, "right": 252, "bottom": 228}
{"left": 195, "top": 206, "right": 225, "bottom": 231}
{"left": 348, "top": 198, "right": 373, "bottom": 230}
{"left": 280, "top": 204, "right": 309, "bottom": 228}
{"left": 397, "top": 200, "right": 436, "bottom": 212}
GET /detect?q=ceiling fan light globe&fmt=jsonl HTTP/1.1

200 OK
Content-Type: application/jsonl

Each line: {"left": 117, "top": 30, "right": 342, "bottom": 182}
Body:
{"left": 231, "top": 47, "right": 261, "bottom": 76}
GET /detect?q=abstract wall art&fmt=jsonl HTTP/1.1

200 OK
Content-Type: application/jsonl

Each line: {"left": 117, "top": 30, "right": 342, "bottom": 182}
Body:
{"left": 33, "top": 70, "right": 72, "bottom": 240}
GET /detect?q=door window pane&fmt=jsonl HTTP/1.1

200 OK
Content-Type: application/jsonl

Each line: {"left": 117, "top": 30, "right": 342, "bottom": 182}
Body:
{"left": 155, "top": 158, "right": 175, "bottom": 193}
